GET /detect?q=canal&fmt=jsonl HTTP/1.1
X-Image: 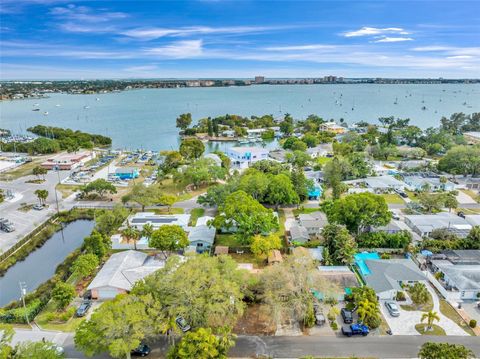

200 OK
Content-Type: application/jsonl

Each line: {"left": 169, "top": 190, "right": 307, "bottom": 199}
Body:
{"left": 0, "top": 219, "right": 95, "bottom": 307}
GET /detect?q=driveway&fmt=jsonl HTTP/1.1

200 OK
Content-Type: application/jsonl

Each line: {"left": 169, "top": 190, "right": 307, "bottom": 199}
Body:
{"left": 380, "top": 284, "right": 468, "bottom": 336}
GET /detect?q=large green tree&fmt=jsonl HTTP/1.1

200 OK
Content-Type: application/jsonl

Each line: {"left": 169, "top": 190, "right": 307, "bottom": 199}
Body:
{"left": 179, "top": 138, "right": 205, "bottom": 160}
{"left": 265, "top": 174, "right": 300, "bottom": 210}
{"left": 81, "top": 179, "right": 117, "bottom": 199}
{"left": 325, "top": 192, "right": 391, "bottom": 234}
{"left": 176, "top": 113, "right": 192, "bottom": 130}
{"left": 213, "top": 190, "right": 278, "bottom": 243}
{"left": 75, "top": 294, "right": 149, "bottom": 359}
{"left": 149, "top": 225, "right": 189, "bottom": 256}
{"left": 132, "top": 255, "right": 246, "bottom": 330}
{"left": 321, "top": 224, "right": 357, "bottom": 265}
{"left": 418, "top": 342, "right": 475, "bottom": 359}
{"left": 52, "top": 282, "right": 76, "bottom": 310}
{"left": 167, "top": 327, "right": 235, "bottom": 359}
{"left": 72, "top": 253, "right": 99, "bottom": 280}
{"left": 12, "top": 340, "right": 65, "bottom": 359}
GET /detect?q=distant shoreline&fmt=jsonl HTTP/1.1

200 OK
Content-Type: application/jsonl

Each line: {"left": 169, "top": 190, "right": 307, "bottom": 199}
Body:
{"left": 2, "top": 80, "right": 479, "bottom": 102}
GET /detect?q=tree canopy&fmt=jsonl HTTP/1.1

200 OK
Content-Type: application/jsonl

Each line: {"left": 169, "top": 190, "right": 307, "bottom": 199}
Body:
{"left": 213, "top": 190, "right": 278, "bottom": 243}
{"left": 325, "top": 192, "right": 391, "bottom": 234}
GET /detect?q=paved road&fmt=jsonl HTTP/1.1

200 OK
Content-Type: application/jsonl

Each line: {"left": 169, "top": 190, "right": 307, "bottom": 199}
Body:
{"left": 13, "top": 329, "right": 480, "bottom": 358}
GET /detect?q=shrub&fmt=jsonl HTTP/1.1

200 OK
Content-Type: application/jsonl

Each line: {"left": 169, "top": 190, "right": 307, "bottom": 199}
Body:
{"left": 330, "top": 321, "right": 338, "bottom": 330}
{"left": 469, "top": 319, "right": 477, "bottom": 328}
{"left": 380, "top": 253, "right": 391, "bottom": 259}
{"left": 396, "top": 291, "right": 406, "bottom": 301}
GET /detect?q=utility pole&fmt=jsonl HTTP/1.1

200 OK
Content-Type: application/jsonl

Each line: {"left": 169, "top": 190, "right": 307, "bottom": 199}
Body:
{"left": 53, "top": 166, "right": 60, "bottom": 214}
{"left": 19, "top": 282, "right": 30, "bottom": 326}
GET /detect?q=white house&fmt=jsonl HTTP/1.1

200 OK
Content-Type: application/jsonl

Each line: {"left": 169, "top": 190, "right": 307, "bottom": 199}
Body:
{"left": 404, "top": 213, "right": 472, "bottom": 238}
{"left": 127, "top": 212, "right": 190, "bottom": 230}
{"left": 87, "top": 250, "right": 164, "bottom": 300}
{"left": 226, "top": 146, "right": 269, "bottom": 169}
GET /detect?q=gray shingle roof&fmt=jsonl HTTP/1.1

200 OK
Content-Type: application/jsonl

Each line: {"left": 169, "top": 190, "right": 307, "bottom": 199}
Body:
{"left": 187, "top": 225, "right": 215, "bottom": 245}
{"left": 87, "top": 250, "right": 164, "bottom": 291}
{"left": 289, "top": 224, "right": 310, "bottom": 242}
{"left": 363, "top": 259, "right": 426, "bottom": 294}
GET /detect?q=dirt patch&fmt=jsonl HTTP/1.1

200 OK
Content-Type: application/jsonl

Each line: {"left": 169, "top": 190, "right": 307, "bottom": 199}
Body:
{"left": 234, "top": 304, "right": 276, "bottom": 335}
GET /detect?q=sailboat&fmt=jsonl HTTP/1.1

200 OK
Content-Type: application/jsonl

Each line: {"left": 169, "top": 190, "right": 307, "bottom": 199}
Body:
{"left": 394, "top": 97, "right": 398, "bottom": 105}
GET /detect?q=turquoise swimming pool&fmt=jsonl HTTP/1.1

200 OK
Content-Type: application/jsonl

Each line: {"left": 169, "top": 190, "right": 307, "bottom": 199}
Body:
{"left": 354, "top": 252, "right": 380, "bottom": 276}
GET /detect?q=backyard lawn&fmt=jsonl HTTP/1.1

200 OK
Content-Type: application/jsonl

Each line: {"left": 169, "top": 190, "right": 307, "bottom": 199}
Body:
{"left": 214, "top": 233, "right": 245, "bottom": 247}
{"left": 380, "top": 193, "right": 405, "bottom": 204}
{"left": 293, "top": 207, "right": 321, "bottom": 216}
{"left": 35, "top": 301, "right": 85, "bottom": 332}
{"left": 157, "top": 178, "right": 210, "bottom": 201}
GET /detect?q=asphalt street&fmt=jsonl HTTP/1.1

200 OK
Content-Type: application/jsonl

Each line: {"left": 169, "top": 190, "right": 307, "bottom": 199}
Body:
{"left": 12, "top": 329, "right": 480, "bottom": 358}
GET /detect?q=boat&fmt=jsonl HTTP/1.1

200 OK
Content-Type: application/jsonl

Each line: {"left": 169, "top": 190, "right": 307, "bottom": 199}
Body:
{"left": 463, "top": 101, "right": 467, "bottom": 106}
{"left": 394, "top": 97, "right": 398, "bottom": 105}
{"left": 96, "top": 98, "right": 100, "bottom": 101}
{"left": 43, "top": 111, "right": 49, "bottom": 115}
{"left": 32, "top": 108, "right": 40, "bottom": 111}
{"left": 33, "top": 103, "right": 39, "bottom": 106}
{"left": 84, "top": 106, "right": 90, "bottom": 109}
{"left": 55, "top": 104, "right": 61, "bottom": 107}
{"left": 421, "top": 106, "right": 427, "bottom": 111}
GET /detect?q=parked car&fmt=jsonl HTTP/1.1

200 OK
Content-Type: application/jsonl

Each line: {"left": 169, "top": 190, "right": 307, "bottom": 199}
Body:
{"left": 341, "top": 308, "right": 353, "bottom": 324}
{"left": 131, "top": 344, "right": 151, "bottom": 357}
{"left": 75, "top": 301, "right": 92, "bottom": 317}
{"left": 390, "top": 211, "right": 400, "bottom": 220}
{"left": 175, "top": 316, "right": 191, "bottom": 332}
{"left": 341, "top": 323, "right": 369, "bottom": 337}
{"left": 457, "top": 211, "right": 466, "bottom": 219}
{"left": 0, "top": 218, "right": 15, "bottom": 232}
{"left": 313, "top": 303, "right": 326, "bottom": 326}
{"left": 384, "top": 301, "right": 400, "bottom": 317}
{"left": 33, "top": 204, "right": 44, "bottom": 211}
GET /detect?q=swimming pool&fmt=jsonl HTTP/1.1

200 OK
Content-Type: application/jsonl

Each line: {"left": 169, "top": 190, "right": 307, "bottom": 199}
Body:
{"left": 354, "top": 252, "right": 380, "bottom": 276}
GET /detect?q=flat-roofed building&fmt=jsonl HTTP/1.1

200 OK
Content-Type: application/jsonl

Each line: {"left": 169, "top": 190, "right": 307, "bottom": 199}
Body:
{"left": 404, "top": 212, "right": 472, "bottom": 238}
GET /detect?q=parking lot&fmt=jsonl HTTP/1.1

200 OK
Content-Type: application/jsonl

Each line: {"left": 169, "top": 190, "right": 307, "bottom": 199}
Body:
{"left": 0, "top": 169, "right": 71, "bottom": 252}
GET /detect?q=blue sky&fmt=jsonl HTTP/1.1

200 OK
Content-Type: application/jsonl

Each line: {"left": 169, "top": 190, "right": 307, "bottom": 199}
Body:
{"left": 1, "top": 0, "right": 479, "bottom": 79}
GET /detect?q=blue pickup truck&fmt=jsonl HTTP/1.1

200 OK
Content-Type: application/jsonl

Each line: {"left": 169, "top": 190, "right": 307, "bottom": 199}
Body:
{"left": 341, "top": 323, "right": 369, "bottom": 337}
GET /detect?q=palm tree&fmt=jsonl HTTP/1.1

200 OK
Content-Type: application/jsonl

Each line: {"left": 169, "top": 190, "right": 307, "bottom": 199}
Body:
{"left": 34, "top": 189, "right": 48, "bottom": 205}
{"left": 421, "top": 310, "right": 440, "bottom": 331}
{"left": 121, "top": 225, "right": 141, "bottom": 250}
{"left": 141, "top": 223, "right": 154, "bottom": 241}
{"left": 356, "top": 299, "right": 377, "bottom": 324}
{"left": 409, "top": 282, "right": 429, "bottom": 306}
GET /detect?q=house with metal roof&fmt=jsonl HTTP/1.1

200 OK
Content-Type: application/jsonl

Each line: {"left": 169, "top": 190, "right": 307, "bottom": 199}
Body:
{"left": 403, "top": 175, "right": 455, "bottom": 192}
{"left": 345, "top": 175, "right": 405, "bottom": 194}
{"left": 360, "top": 259, "right": 427, "bottom": 300}
{"left": 430, "top": 250, "right": 480, "bottom": 300}
{"left": 87, "top": 250, "right": 164, "bottom": 300}
{"left": 404, "top": 212, "right": 472, "bottom": 238}
{"left": 127, "top": 212, "right": 191, "bottom": 230}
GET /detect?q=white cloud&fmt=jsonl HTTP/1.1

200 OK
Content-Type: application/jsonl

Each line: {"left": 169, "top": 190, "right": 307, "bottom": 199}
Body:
{"left": 121, "top": 25, "right": 290, "bottom": 41}
{"left": 143, "top": 40, "right": 203, "bottom": 58}
{"left": 373, "top": 36, "right": 413, "bottom": 43}
{"left": 50, "top": 4, "right": 127, "bottom": 23}
{"left": 343, "top": 26, "right": 409, "bottom": 37}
